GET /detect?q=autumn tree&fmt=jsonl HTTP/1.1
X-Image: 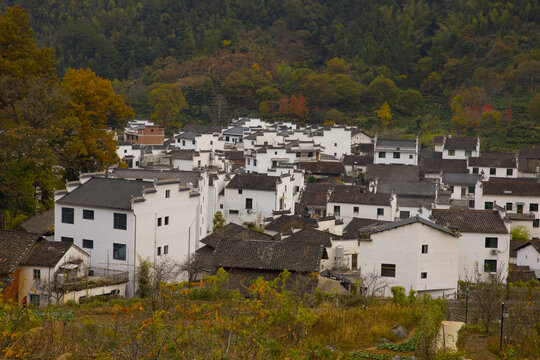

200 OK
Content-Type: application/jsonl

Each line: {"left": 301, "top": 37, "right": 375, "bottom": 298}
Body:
{"left": 212, "top": 211, "right": 225, "bottom": 232}
{"left": 148, "top": 82, "right": 188, "bottom": 131}
{"left": 376, "top": 101, "right": 393, "bottom": 126}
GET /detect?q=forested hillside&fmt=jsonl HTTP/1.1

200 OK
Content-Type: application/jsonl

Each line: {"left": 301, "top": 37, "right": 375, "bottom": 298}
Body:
{"left": 3, "top": 0, "right": 540, "bottom": 149}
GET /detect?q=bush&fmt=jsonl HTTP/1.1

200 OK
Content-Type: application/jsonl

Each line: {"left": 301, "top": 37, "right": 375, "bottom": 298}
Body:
{"left": 391, "top": 286, "right": 406, "bottom": 305}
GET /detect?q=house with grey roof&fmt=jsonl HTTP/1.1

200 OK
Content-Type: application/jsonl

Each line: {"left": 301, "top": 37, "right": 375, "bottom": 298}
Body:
{"left": 515, "top": 240, "right": 540, "bottom": 280}
{"left": 373, "top": 138, "right": 419, "bottom": 166}
{"left": 55, "top": 175, "right": 204, "bottom": 296}
{"left": 468, "top": 153, "right": 518, "bottom": 179}
{"left": 517, "top": 146, "right": 540, "bottom": 178}
{"left": 441, "top": 136, "right": 480, "bottom": 160}
{"left": 441, "top": 173, "right": 482, "bottom": 209}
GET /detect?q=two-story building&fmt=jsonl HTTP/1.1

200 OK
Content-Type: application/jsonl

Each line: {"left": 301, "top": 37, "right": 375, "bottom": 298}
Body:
{"left": 373, "top": 138, "right": 419, "bottom": 166}
{"left": 468, "top": 153, "right": 518, "bottom": 179}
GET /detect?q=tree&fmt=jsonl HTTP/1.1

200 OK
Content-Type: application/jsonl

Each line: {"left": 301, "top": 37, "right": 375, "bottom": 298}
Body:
{"left": 398, "top": 89, "right": 424, "bottom": 115}
{"left": 212, "top": 211, "right": 225, "bottom": 232}
{"left": 326, "top": 57, "right": 348, "bottom": 75}
{"left": 368, "top": 75, "right": 399, "bottom": 105}
{"left": 377, "top": 101, "right": 393, "bottom": 126}
{"left": 510, "top": 225, "right": 531, "bottom": 242}
{"left": 148, "top": 82, "right": 188, "bottom": 131}
{"left": 528, "top": 93, "right": 540, "bottom": 121}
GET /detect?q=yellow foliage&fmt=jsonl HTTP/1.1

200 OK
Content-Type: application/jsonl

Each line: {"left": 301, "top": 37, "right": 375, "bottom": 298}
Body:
{"left": 377, "top": 101, "right": 393, "bottom": 126}
{"left": 221, "top": 39, "right": 231, "bottom": 47}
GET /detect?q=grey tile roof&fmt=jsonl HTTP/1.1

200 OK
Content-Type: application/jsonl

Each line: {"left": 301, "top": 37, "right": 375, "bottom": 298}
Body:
{"left": 343, "top": 155, "right": 374, "bottom": 166}
{"left": 468, "top": 153, "right": 517, "bottom": 168}
{"left": 223, "top": 127, "right": 248, "bottom": 136}
{"left": 298, "top": 161, "right": 345, "bottom": 175}
{"left": 182, "top": 124, "right": 222, "bottom": 134}
{"left": 0, "top": 230, "right": 41, "bottom": 276}
{"left": 430, "top": 209, "right": 508, "bottom": 234}
{"left": 482, "top": 178, "right": 540, "bottom": 196}
{"left": 328, "top": 187, "right": 391, "bottom": 205}
{"left": 432, "top": 136, "right": 445, "bottom": 145}
{"left": 284, "top": 228, "right": 334, "bottom": 247}
{"left": 21, "top": 240, "right": 75, "bottom": 267}
{"left": 359, "top": 216, "right": 457, "bottom": 237}
{"left": 213, "top": 239, "right": 324, "bottom": 272}
{"left": 420, "top": 157, "right": 468, "bottom": 174}
{"left": 112, "top": 168, "right": 201, "bottom": 186}
{"left": 365, "top": 164, "right": 419, "bottom": 182}
{"left": 56, "top": 177, "right": 154, "bottom": 210}
{"left": 168, "top": 149, "right": 195, "bottom": 160}
{"left": 264, "top": 215, "right": 318, "bottom": 234}
{"left": 442, "top": 173, "right": 480, "bottom": 186}
{"left": 226, "top": 173, "right": 280, "bottom": 191}
{"left": 344, "top": 218, "right": 389, "bottom": 237}
{"left": 200, "top": 223, "right": 273, "bottom": 248}
{"left": 443, "top": 137, "right": 478, "bottom": 150}
{"left": 20, "top": 208, "right": 54, "bottom": 235}
{"left": 376, "top": 139, "right": 416, "bottom": 149}
{"left": 518, "top": 146, "right": 540, "bottom": 172}
{"left": 377, "top": 179, "right": 437, "bottom": 197}
{"left": 225, "top": 151, "right": 244, "bottom": 161}
{"left": 514, "top": 239, "right": 540, "bottom": 254}
{"left": 177, "top": 131, "right": 198, "bottom": 139}
{"left": 397, "top": 197, "right": 434, "bottom": 208}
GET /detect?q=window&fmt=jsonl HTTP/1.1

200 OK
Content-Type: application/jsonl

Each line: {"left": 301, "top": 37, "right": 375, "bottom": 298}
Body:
{"left": 247, "top": 158, "right": 250, "bottom": 165}
{"left": 165, "top": 190, "right": 170, "bottom": 198}
{"left": 530, "top": 203, "right": 538, "bottom": 212}
{"left": 484, "top": 202, "right": 493, "bottom": 210}
{"left": 253, "top": 159, "right": 257, "bottom": 166}
{"left": 238, "top": 189, "right": 243, "bottom": 194}
{"left": 378, "top": 152, "right": 386, "bottom": 158}
{"left": 82, "top": 239, "right": 94, "bottom": 249}
{"left": 334, "top": 143, "right": 337, "bottom": 147}
{"left": 334, "top": 205, "right": 341, "bottom": 215}
{"left": 29, "top": 294, "right": 40, "bottom": 307}
{"left": 485, "top": 237, "right": 498, "bottom": 248}
{"left": 210, "top": 141, "right": 213, "bottom": 145}
{"left": 381, "top": 264, "right": 396, "bottom": 277}
{"left": 468, "top": 186, "right": 475, "bottom": 194}
{"left": 421, "top": 245, "right": 428, "bottom": 254}
{"left": 113, "top": 243, "right": 126, "bottom": 261}
{"left": 61, "top": 237, "right": 74, "bottom": 243}
{"left": 353, "top": 206, "right": 359, "bottom": 214}
{"left": 246, "top": 198, "right": 253, "bottom": 210}
{"left": 506, "top": 202, "right": 513, "bottom": 211}
{"left": 377, "top": 208, "right": 384, "bottom": 216}
{"left": 272, "top": 160, "right": 277, "bottom": 167}
{"left": 489, "top": 168, "right": 496, "bottom": 175}
{"left": 533, "top": 219, "right": 539, "bottom": 228}
{"left": 517, "top": 204, "right": 523, "bottom": 214}
{"left": 82, "top": 209, "right": 94, "bottom": 220}
{"left": 192, "top": 140, "right": 195, "bottom": 145}
{"left": 157, "top": 217, "right": 162, "bottom": 227}
{"left": 114, "top": 213, "right": 127, "bottom": 230}
{"left": 465, "top": 150, "right": 472, "bottom": 157}
{"left": 164, "top": 216, "right": 169, "bottom": 225}
{"left": 33, "top": 269, "right": 40, "bottom": 280}
{"left": 469, "top": 200, "right": 475, "bottom": 208}
{"left": 472, "top": 167, "right": 479, "bottom": 174}
{"left": 225, "top": 136, "right": 229, "bottom": 142}
{"left": 448, "top": 149, "right": 455, "bottom": 156}
{"left": 61, "top": 207, "right": 74, "bottom": 224}
{"left": 182, "top": 140, "right": 185, "bottom": 146}
{"left": 164, "top": 245, "right": 168, "bottom": 255}
{"left": 400, "top": 211, "right": 410, "bottom": 219}
{"left": 229, "top": 210, "right": 239, "bottom": 214}
{"left": 393, "top": 152, "right": 400, "bottom": 159}
{"left": 157, "top": 247, "right": 161, "bottom": 256}
{"left": 506, "top": 168, "right": 513, "bottom": 176}
{"left": 484, "top": 259, "right": 497, "bottom": 273}
{"left": 421, "top": 272, "right": 427, "bottom": 279}
{"left": 220, "top": 204, "right": 223, "bottom": 209}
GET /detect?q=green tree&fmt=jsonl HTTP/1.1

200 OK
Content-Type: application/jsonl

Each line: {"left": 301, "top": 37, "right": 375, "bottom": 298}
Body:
{"left": 212, "top": 211, "right": 225, "bottom": 232}
{"left": 368, "top": 75, "right": 400, "bottom": 105}
{"left": 528, "top": 93, "right": 540, "bottom": 121}
{"left": 510, "top": 225, "right": 531, "bottom": 242}
{"left": 148, "top": 82, "right": 188, "bottom": 132}
{"left": 398, "top": 89, "right": 424, "bottom": 115}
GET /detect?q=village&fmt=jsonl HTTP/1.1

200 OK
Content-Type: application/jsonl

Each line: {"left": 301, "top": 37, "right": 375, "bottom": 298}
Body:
{"left": 1, "top": 118, "right": 539, "bottom": 307}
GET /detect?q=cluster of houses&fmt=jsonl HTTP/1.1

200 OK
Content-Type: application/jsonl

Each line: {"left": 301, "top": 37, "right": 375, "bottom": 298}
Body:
{"left": 2, "top": 118, "right": 539, "bottom": 306}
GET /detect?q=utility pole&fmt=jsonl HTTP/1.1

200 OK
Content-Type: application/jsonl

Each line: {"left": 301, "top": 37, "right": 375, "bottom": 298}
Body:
{"left": 465, "top": 286, "right": 469, "bottom": 323}
{"left": 499, "top": 302, "right": 505, "bottom": 353}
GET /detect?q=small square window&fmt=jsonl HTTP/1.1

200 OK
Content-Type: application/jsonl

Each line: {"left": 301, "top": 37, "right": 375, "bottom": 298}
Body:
{"left": 353, "top": 206, "right": 359, "bottom": 214}
{"left": 530, "top": 203, "right": 538, "bottom": 212}
{"left": 468, "top": 186, "right": 475, "bottom": 194}
{"left": 484, "top": 202, "right": 493, "bottom": 210}
{"left": 33, "top": 269, "right": 40, "bottom": 280}
{"left": 82, "top": 209, "right": 94, "bottom": 220}
{"left": 377, "top": 208, "right": 384, "bottom": 216}
{"left": 334, "top": 143, "right": 337, "bottom": 147}
{"left": 489, "top": 168, "right": 496, "bottom": 175}
{"left": 164, "top": 216, "right": 169, "bottom": 225}
{"left": 220, "top": 204, "right": 223, "bottom": 209}
{"left": 164, "top": 245, "right": 168, "bottom": 255}
{"left": 82, "top": 239, "right": 94, "bottom": 249}
{"left": 400, "top": 211, "right": 410, "bottom": 219}
{"left": 469, "top": 200, "right": 475, "bottom": 208}
{"left": 157, "top": 247, "right": 161, "bottom": 256}
{"left": 192, "top": 140, "right": 195, "bottom": 145}
{"left": 334, "top": 205, "right": 341, "bottom": 214}
{"left": 506, "top": 203, "right": 513, "bottom": 211}
{"left": 61, "top": 207, "right": 74, "bottom": 224}
{"left": 465, "top": 150, "right": 472, "bottom": 156}
{"left": 421, "top": 244, "right": 428, "bottom": 254}
{"left": 157, "top": 217, "right": 162, "bottom": 227}
{"left": 381, "top": 263, "right": 396, "bottom": 277}
{"left": 238, "top": 189, "right": 243, "bottom": 194}
{"left": 61, "top": 236, "right": 74, "bottom": 243}
{"left": 29, "top": 294, "right": 40, "bottom": 307}
{"left": 533, "top": 219, "right": 539, "bottom": 228}
{"left": 472, "top": 167, "right": 479, "bottom": 174}
{"left": 113, "top": 243, "right": 126, "bottom": 261}
{"left": 409, "top": 155, "right": 413, "bottom": 159}
{"left": 210, "top": 141, "right": 213, "bottom": 145}
{"left": 506, "top": 168, "right": 513, "bottom": 176}
{"left": 165, "top": 190, "right": 170, "bottom": 198}
{"left": 448, "top": 149, "right": 455, "bottom": 156}
{"left": 378, "top": 152, "right": 386, "bottom": 158}
{"left": 114, "top": 213, "right": 127, "bottom": 230}
{"left": 421, "top": 272, "right": 427, "bottom": 279}
{"left": 393, "top": 152, "right": 400, "bottom": 159}
{"left": 485, "top": 237, "right": 498, "bottom": 248}
{"left": 484, "top": 259, "right": 497, "bottom": 273}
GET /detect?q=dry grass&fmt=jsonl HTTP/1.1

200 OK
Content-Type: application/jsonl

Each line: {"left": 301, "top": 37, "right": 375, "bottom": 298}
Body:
{"left": 307, "top": 301, "right": 423, "bottom": 351}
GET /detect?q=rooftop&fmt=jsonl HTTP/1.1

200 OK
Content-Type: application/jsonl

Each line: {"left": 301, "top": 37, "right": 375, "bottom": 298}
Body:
{"left": 482, "top": 178, "right": 540, "bottom": 196}
{"left": 297, "top": 161, "right": 345, "bottom": 176}
{"left": 376, "top": 138, "right": 416, "bottom": 149}
{"left": 430, "top": 209, "right": 508, "bottom": 234}
{"left": 0, "top": 230, "right": 41, "bottom": 276}
{"left": 358, "top": 216, "right": 457, "bottom": 237}
{"left": 468, "top": 153, "right": 517, "bottom": 168}
{"left": 329, "top": 187, "right": 391, "bottom": 205}
{"left": 442, "top": 173, "right": 481, "bottom": 186}
{"left": 21, "top": 240, "right": 76, "bottom": 268}
{"left": 200, "top": 223, "right": 273, "bottom": 248}
{"left": 226, "top": 173, "right": 281, "bottom": 191}
{"left": 443, "top": 137, "right": 478, "bottom": 150}
{"left": 365, "top": 164, "right": 419, "bottom": 182}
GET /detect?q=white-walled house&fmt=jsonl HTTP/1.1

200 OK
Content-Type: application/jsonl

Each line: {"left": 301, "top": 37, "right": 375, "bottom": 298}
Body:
{"left": 468, "top": 153, "right": 518, "bottom": 179}
{"left": 430, "top": 209, "right": 510, "bottom": 283}
{"left": 327, "top": 187, "right": 396, "bottom": 225}
{"left": 55, "top": 176, "right": 202, "bottom": 296}
{"left": 441, "top": 137, "right": 480, "bottom": 160}
{"left": 373, "top": 138, "right": 419, "bottom": 166}
{"left": 312, "top": 126, "right": 352, "bottom": 159}
{"left": 357, "top": 217, "right": 460, "bottom": 298}
{"left": 441, "top": 173, "right": 482, "bottom": 209}
{"left": 222, "top": 173, "right": 294, "bottom": 224}
{"left": 173, "top": 132, "right": 225, "bottom": 152}
{"left": 515, "top": 240, "right": 540, "bottom": 280}
{"left": 245, "top": 146, "right": 296, "bottom": 174}
{"left": 350, "top": 128, "right": 373, "bottom": 145}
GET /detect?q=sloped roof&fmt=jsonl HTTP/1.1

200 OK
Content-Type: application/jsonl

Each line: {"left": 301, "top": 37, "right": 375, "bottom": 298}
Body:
{"left": 482, "top": 178, "right": 540, "bottom": 196}
{"left": 264, "top": 215, "right": 318, "bottom": 234}
{"left": 377, "top": 179, "right": 436, "bottom": 197}
{"left": 356, "top": 143, "right": 374, "bottom": 153}
{"left": 284, "top": 228, "right": 334, "bottom": 247}
{"left": 0, "top": 230, "right": 41, "bottom": 276}
{"left": 56, "top": 177, "right": 153, "bottom": 210}
{"left": 21, "top": 240, "right": 75, "bottom": 267}
{"left": 468, "top": 153, "right": 517, "bottom": 168}
{"left": 365, "top": 164, "right": 419, "bottom": 182}
{"left": 514, "top": 239, "right": 540, "bottom": 254}
{"left": 226, "top": 173, "right": 280, "bottom": 191}
{"left": 213, "top": 239, "right": 324, "bottom": 272}
{"left": 507, "top": 264, "right": 538, "bottom": 283}
{"left": 344, "top": 218, "right": 389, "bottom": 237}
{"left": 430, "top": 209, "right": 508, "bottom": 234}
{"left": 444, "top": 137, "right": 477, "bottom": 150}
{"left": 169, "top": 149, "right": 195, "bottom": 160}
{"left": 299, "top": 191, "right": 328, "bottom": 207}
{"left": 177, "top": 131, "right": 198, "bottom": 139}
{"left": 112, "top": 168, "right": 201, "bottom": 186}
{"left": 200, "top": 223, "right": 273, "bottom": 248}
{"left": 359, "top": 216, "right": 457, "bottom": 237}
{"left": 343, "top": 155, "right": 374, "bottom": 166}
{"left": 432, "top": 136, "right": 445, "bottom": 145}
{"left": 376, "top": 139, "right": 416, "bottom": 149}
{"left": 182, "top": 124, "right": 221, "bottom": 134}
{"left": 442, "top": 173, "right": 480, "bottom": 186}
{"left": 420, "top": 158, "right": 468, "bottom": 174}
{"left": 518, "top": 146, "right": 540, "bottom": 172}
{"left": 329, "top": 187, "right": 390, "bottom": 205}
{"left": 20, "top": 208, "right": 54, "bottom": 235}
{"left": 298, "top": 161, "right": 345, "bottom": 175}
{"left": 225, "top": 151, "right": 244, "bottom": 161}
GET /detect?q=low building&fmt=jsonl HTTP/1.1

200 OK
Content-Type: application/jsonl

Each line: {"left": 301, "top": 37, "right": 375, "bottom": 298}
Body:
{"left": 373, "top": 138, "right": 418, "bottom": 166}
{"left": 515, "top": 240, "right": 540, "bottom": 280}
{"left": 441, "top": 136, "right": 480, "bottom": 160}
{"left": 123, "top": 120, "right": 165, "bottom": 145}
{"left": 468, "top": 153, "right": 517, "bottom": 179}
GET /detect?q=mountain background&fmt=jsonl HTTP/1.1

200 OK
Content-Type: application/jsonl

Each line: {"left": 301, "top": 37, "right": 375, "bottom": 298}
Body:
{"left": 3, "top": 0, "right": 539, "bottom": 149}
